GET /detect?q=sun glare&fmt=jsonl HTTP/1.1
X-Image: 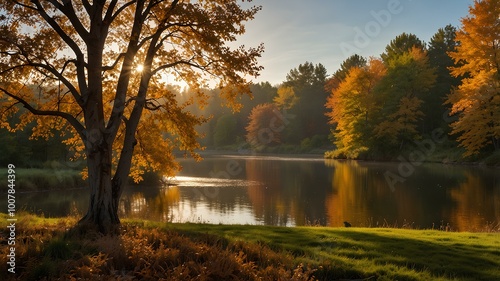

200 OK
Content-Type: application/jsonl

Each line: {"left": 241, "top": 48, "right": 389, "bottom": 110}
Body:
{"left": 136, "top": 64, "right": 144, "bottom": 72}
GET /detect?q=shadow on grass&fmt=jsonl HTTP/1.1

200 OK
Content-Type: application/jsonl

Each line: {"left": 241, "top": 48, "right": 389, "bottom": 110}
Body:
{"left": 330, "top": 230, "right": 500, "bottom": 280}
{"left": 168, "top": 224, "right": 500, "bottom": 280}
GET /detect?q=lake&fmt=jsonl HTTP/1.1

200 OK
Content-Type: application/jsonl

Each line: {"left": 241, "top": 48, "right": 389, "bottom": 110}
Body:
{"left": 6, "top": 154, "right": 500, "bottom": 231}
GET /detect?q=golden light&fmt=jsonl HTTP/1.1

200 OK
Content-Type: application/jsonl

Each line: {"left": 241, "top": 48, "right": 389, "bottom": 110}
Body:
{"left": 136, "top": 64, "right": 144, "bottom": 72}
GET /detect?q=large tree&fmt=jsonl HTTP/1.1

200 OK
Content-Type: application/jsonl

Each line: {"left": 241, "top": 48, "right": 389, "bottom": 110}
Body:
{"left": 0, "top": 0, "right": 263, "bottom": 232}
{"left": 245, "top": 103, "right": 283, "bottom": 149}
{"left": 446, "top": 0, "right": 500, "bottom": 155}
{"left": 326, "top": 58, "right": 386, "bottom": 158}
{"left": 325, "top": 54, "right": 367, "bottom": 93}
{"left": 374, "top": 47, "right": 436, "bottom": 150}
{"left": 282, "top": 62, "right": 329, "bottom": 142}
{"left": 425, "top": 25, "right": 460, "bottom": 133}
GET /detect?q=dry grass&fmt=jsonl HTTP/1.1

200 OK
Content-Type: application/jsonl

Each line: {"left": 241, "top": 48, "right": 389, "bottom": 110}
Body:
{"left": 0, "top": 214, "right": 315, "bottom": 280}
{"left": 2, "top": 214, "right": 499, "bottom": 280}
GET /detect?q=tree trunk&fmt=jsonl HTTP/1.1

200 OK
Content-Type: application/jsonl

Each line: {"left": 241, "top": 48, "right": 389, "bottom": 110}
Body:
{"left": 79, "top": 141, "right": 121, "bottom": 234}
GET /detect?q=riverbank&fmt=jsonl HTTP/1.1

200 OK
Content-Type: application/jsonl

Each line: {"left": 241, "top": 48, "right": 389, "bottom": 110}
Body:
{"left": 324, "top": 146, "right": 500, "bottom": 167}
{"left": 199, "top": 144, "right": 500, "bottom": 166}
{"left": 1, "top": 214, "right": 499, "bottom": 280}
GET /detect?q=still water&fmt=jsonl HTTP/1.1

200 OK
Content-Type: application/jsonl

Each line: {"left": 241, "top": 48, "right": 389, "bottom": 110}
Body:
{"left": 8, "top": 155, "right": 500, "bottom": 231}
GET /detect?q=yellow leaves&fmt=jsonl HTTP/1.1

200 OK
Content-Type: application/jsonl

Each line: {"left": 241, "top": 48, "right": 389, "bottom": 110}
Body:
{"left": 274, "top": 86, "right": 298, "bottom": 110}
{"left": 325, "top": 58, "right": 386, "bottom": 157}
{"left": 446, "top": 73, "right": 500, "bottom": 155}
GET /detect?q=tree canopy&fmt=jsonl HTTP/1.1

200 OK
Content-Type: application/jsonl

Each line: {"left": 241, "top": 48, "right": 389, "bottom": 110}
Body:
{"left": 381, "top": 32, "right": 426, "bottom": 63}
{"left": 326, "top": 58, "right": 386, "bottom": 158}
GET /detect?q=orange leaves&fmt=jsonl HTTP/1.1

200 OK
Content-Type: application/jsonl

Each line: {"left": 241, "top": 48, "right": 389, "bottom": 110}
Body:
{"left": 326, "top": 45, "right": 435, "bottom": 157}
{"left": 245, "top": 103, "right": 283, "bottom": 149}
{"left": 446, "top": 0, "right": 500, "bottom": 155}
{"left": 325, "top": 58, "right": 385, "bottom": 158}
{"left": 1, "top": 0, "right": 264, "bottom": 186}
{"left": 449, "top": 0, "right": 500, "bottom": 77}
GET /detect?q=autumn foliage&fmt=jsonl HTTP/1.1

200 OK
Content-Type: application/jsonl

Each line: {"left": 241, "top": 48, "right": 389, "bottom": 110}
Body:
{"left": 245, "top": 103, "right": 283, "bottom": 149}
{"left": 0, "top": 216, "right": 315, "bottom": 280}
{"left": 324, "top": 0, "right": 500, "bottom": 161}
{"left": 0, "top": 0, "right": 264, "bottom": 232}
{"left": 326, "top": 46, "right": 436, "bottom": 158}
{"left": 446, "top": 0, "right": 500, "bottom": 155}
{"left": 326, "top": 58, "right": 385, "bottom": 158}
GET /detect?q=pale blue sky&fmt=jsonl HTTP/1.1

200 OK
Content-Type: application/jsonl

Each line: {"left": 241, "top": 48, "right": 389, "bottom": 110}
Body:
{"left": 238, "top": 0, "right": 473, "bottom": 85}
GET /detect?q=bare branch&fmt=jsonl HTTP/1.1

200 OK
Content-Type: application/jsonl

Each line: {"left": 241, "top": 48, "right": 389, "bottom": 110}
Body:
{"left": 52, "top": 0, "right": 91, "bottom": 41}
{"left": 81, "top": 0, "right": 92, "bottom": 16}
{"left": 103, "top": 53, "right": 126, "bottom": 72}
{"left": 151, "top": 59, "right": 215, "bottom": 76}
{"left": 110, "top": 0, "right": 136, "bottom": 22}
{"left": 11, "top": 0, "right": 37, "bottom": 11}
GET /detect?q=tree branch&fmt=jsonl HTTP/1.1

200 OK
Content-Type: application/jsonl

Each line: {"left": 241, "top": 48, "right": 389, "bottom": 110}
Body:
{"left": 30, "top": 0, "right": 80, "bottom": 52}
{"left": 81, "top": 0, "right": 92, "bottom": 16}
{"left": 109, "top": 0, "right": 137, "bottom": 22}
{"left": 105, "top": 0, "right": 147, "bottom": 140}
{"left": 0, "top": 87, "right": 85, "bottom": 138}
{"left": 50, "top": 0, "right": 91, "bottom": 41}
{"left": 26, "top": 60, "right": 84, "bottom": 107}
{"left": 151, "top": 59, "right": 216, "bottom": 76}
{"left": 103, "top": 53, "right": 126, "bottom": 72}
{"left": 12, "top": 0, "right": 37, "bottom": 11}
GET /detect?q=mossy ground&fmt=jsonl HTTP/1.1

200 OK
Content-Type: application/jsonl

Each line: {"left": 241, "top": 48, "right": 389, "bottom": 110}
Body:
{"left": 1, "top": 213, "right": 499, "bottom": 280}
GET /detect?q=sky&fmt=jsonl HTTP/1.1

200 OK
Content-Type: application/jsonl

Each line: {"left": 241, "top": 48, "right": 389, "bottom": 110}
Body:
{"left": 237, "top": 0, "right": 474, "bottom": 85}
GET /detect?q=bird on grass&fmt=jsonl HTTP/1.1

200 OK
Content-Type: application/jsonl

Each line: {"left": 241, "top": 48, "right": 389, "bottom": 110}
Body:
{"left": 343, "top": 221, "right": 352, "bottom": 227}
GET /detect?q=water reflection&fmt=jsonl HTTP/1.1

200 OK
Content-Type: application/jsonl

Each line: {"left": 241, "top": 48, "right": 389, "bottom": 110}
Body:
{"left": 448, "top": 170, "right": 500, "bottom": 231}
{"left": 120, "top": 185, "right": 180, "bottom": 221}
{"left": 3, "top": 155, "right": 499, "bottom": 231}
{"left": 324, "top": 160, "right": 500, "bottom": 230}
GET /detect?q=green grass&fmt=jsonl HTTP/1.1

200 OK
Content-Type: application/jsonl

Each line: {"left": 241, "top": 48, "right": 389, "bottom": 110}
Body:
{"left": 1, "top": 213, "right": 499, "bottom": 280}
{"left": 0, "top": 168, "right": 85, "bottom": 192}
{"left": 127, "top": 220, "right": 500, "bottom": 280}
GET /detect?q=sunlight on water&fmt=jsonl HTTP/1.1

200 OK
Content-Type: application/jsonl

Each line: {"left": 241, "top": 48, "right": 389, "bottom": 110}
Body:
{"left": 219, "top": 154, "right": 324, "bottom": 162}
{"left": 169, "top": 200, "right": 264, "bottom": 225}
{"left": 166, "top": 176, "right": 262, "bottom": 188}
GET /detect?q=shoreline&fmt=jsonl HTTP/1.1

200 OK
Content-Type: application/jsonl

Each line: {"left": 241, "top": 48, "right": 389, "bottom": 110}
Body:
{"left": 187, "top": 149, "right": 500, "bottom": 168}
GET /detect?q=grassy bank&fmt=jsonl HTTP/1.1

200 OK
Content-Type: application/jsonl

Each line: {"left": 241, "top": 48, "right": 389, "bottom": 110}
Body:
{"left": 0, "top": 168, "right": 85, "bottom": 192}
{"left": 0, "top": 168, "right": 163, "bottom": 192}
{"left": 1, "top": 214, "right": 499, "bottom": 280}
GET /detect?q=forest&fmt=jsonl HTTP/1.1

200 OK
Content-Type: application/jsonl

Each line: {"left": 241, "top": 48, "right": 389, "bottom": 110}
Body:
{"left": 3, "top": 22, "right": 499, "bottom": 168}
